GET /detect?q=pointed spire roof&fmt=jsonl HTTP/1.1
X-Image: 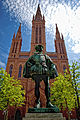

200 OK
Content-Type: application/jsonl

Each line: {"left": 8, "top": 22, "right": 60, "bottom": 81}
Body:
{"left": 55, "top": 24, "right": 60, "bottom": 39}
{"left": 61, "top": 33, "right": 64, "bottom": 40}
{"left": 16, "top": 23, "right": 22, "bottom": 39}
{"left": 18, "top": 23, "right": 21, "bottom": 33}
{"left": 56, "top": 24, "right": 59, "bottom": 34}
{"left": 43, "top": 15, "right": 45, "bottom": 20}
{"left": 33, "top": 15, "right": 34, "bottom": 20}
{"left": 38, "top": 4, "right": 40, "bottom": 10}
{"left": 13, "top": 33, "right": 15, "bottom": 39}
{"left": 35, "top": 4, "right": 42, "bottom": 20}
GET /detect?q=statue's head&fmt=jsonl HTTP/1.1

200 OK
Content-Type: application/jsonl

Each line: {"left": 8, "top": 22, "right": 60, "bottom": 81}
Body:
{"left": 35, "top": 45, "right": 44, "bottom": 52}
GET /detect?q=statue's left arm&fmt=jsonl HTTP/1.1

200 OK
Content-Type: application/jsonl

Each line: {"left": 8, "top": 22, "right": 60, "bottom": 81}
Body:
{"left": 45, "top": 55, "right": 58, "bottom": 78}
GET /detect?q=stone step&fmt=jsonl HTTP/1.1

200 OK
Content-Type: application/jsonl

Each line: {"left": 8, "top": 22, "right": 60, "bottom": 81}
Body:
{"left": 23, "top": 118, "right": 65, "bottom": 120}
{"left": 22, "top": 113, "right": 65, "bottom": 120}
{"left": 25, "top": 113, "right": 63, "bottom": 118}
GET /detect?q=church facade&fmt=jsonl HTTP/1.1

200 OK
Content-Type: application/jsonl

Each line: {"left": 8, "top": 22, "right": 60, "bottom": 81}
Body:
{"left": 6, "top": 4, "right": 70, "bottom": 117}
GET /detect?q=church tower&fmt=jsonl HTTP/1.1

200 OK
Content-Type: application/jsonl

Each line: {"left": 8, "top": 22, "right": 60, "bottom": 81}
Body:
{"left": 30, "top": 4, "right": 46, "bottom": 56}
{"left": 6, "top": 24, "right": 22, "bottom": 77}
{"left": 55, "top": 24, "right": 67, "bottom": 58}
{"left": 55, "top": 24, "right": 69, "bottom": 73}
{"left": 9, "top": 24, "right": 22, "bottom": 58}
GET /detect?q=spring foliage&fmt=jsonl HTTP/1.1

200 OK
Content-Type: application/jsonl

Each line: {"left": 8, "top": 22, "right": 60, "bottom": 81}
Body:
{"left": 50, "top": 71, "right": 76, "bottom": 112}
{"left": 69, "top": 61, "right": 80, "bottom": 108}
{"left": 0, "top": 68, "right": 25, "bottom": 111}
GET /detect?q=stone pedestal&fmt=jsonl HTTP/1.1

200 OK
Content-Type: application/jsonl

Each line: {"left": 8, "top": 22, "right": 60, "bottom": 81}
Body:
{"left": 23, "top": 113, "right": 65, "bottom": 120}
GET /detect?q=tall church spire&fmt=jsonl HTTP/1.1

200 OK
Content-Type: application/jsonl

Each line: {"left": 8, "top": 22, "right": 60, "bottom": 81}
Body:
{"left": 30, "top": 4, "right": 46, "bottom": 56}
{"left": 35, "top": 4, "right": 42, "bottom": 20}
{"left": 16, "top": 23, "right": 22, "bottom": 39}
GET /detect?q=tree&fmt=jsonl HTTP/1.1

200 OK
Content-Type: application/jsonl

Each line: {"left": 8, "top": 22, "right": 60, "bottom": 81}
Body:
{"left": 69, "top": 61, "right": 80, "bottom": 119}
{"left": 0, "top": 68, "right": 25, "bottom": 120}
{"left": 50, "top": 72, "right": 76, "bottom": 120}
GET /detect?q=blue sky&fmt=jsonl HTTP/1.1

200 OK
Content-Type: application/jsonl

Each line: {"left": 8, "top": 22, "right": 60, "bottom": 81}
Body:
{"left": 0, "top": 0, "right": 80, "bottom": 69}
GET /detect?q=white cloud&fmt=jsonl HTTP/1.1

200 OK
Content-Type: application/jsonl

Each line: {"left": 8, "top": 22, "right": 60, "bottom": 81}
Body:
{"left": 2, "top": 0, "right": 80, "bottom": 54}
{"left": 72, "top": 44, "right": 80, "bottom": 54}
{"left": 0, "top": 61, "right": 6, "bottom": 68}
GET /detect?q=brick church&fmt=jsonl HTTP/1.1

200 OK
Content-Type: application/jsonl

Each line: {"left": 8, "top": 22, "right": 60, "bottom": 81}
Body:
{"left": 5, "top": 4, "right": 71, "bottom": 118}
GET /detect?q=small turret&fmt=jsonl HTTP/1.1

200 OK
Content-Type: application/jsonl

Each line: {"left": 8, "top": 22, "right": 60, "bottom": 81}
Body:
{"left": 43, "top": 15, "right": 45, "bottom": 20}
{"left": 55, "top": 24, "right": 60, "bottom": 40}
{"left": 61, "top": 33, "right": 64, "bottom": 40}
{"left": 13, "top": 33, "right": 15, "bottom": 39}
{"left": 33, "top": 15, "right": 35, "bottom": 20}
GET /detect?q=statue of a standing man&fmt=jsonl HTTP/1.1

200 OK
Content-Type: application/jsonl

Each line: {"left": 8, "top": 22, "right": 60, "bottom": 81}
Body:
{"left": 23, "top": 45, "right": 58, "bottom": 108}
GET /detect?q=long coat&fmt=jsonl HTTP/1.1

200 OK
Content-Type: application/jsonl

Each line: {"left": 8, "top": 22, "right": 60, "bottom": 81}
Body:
{"left": 23, "top": 53, "right": 58, "bottom": 79}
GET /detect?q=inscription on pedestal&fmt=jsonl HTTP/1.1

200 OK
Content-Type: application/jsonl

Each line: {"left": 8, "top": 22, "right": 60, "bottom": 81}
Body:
{"left": 28, "top": 107, "right": 59, "bottom": 113}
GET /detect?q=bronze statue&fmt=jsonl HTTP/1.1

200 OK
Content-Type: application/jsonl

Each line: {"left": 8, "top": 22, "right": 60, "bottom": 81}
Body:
{"left": 23, "top": 45, "right": 58, "bottom": 108}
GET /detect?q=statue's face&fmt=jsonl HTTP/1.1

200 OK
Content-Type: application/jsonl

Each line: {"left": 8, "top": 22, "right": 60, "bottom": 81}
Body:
{"left": 35, "top": 45, "right": 43, "bottom": 52}
{"left": 38, "top": 46, "right": 43, "bottom": 52}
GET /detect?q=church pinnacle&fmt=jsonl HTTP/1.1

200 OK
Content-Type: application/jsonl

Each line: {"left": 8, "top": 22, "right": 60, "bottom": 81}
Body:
{"left": 13, "top": 33, "right": 15, "bottom": 39}
{"left": 55, "top": 24, "right": 60, "bottom": 39}
{"left": 16, "top": 23, "right": 22, "bottom": 40}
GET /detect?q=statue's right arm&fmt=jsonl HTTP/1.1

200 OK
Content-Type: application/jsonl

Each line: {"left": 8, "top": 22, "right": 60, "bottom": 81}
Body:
{"left": 27, "top": 56, "right": 34, "bottom": 66}
{"left": 23, "top": 56, "right": 33, "bottom": 78}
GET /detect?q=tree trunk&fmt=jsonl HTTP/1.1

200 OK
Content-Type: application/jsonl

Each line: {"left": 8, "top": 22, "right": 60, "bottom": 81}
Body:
{"left": 65, "top": 98, "right": 70, "bottom": 120}
{"left": 14, "top": 105, "right": 17, "bottom": 120}
{"left": 4, "top": 109, "right": 8, "bottom": 120}
{"left": 73, "top": 70, "right": 79, "bottom": 119}
{"left": 73, "top": 70, "right": 79, "bottom": 108}
{"left": 67, "top": 110, "right": 71, "bottom": 120}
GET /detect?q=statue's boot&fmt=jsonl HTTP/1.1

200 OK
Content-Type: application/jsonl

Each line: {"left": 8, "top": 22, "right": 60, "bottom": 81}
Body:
{"left": 44, "top": 77, "right": 54, "bottom": 108}
{"left": 35, "top": 98, "right": 40, "bottom": 108}
{"left": 45, "top": 78, "right": 55, "bottom": 108}
{"left": 46, "top": 100, "right": 59, "bottom": 112}
{"left": 46, "top": 100, "right": 54, "bottom": 108}
{"left": 35, "top": 78, "right": 40, "bottom": 108}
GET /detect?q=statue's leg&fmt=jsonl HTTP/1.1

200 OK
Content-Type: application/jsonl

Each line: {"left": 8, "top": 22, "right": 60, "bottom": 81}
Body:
{"left": 44, "top": 76, "right": 50, "bottom": 106}
{"left": 35, "top": 77, "right": 40, "bottom": 108}
{"left": 44, "top": 76, "right": 54, "bottom": 108}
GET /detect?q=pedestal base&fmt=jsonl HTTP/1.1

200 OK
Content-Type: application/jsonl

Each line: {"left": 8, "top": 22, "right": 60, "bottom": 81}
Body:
{"left": 22, "top": 108, "right": 65, "bottom": 120}
{"left": 22, "top": 113, "right": 65, "bottom": 120}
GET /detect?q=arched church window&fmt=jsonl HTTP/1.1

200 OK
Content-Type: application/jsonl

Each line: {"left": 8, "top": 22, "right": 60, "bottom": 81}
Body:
{"left": 59, "top": 43, "right": 61, "bottom": 54}
{"left": 39, "top": 26, "right": 41, "bottom": 43}
{"left": 55, "top": 65, "right": 58, "bottom": 71}
{"left": 9, "top": 64, "right": 13, "bottom": 77}
{"left": 18, "top": 65, "right": 22, "bottom": 78}
{"left": 63, "top": 65, "right": 66, "bottom": 72}
{"left": 61, "top": 43, "right": 64, "bottom": 54}
{"left": 15, "top": 42, "right": 18, "bottom": 53}
{"left": 36, "top": 27, "right": 38, "bottom": 43}
{"left": 21, "top": 87, "right": 24, "bottom": 96}
{"left": 12, "top": 42, "right": 15, "bottom": 53}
